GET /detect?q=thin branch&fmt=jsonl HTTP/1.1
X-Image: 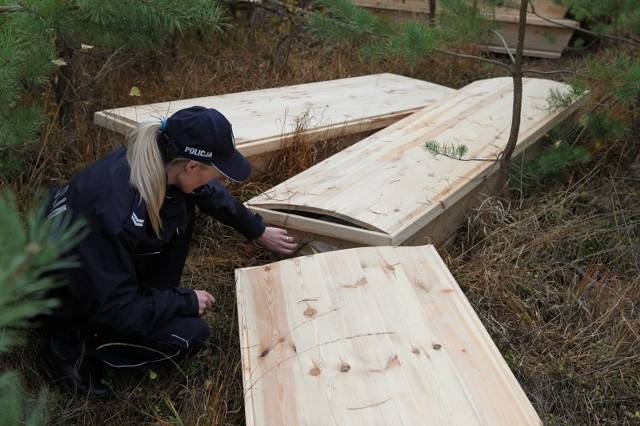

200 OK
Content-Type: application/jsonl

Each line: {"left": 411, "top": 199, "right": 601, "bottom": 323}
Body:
{"left": 0, "top": 5, "right": 21, "bottom": 13}
{"left": 520, "top": 68, "right": 582, "bottom": 76}
{"left": 433, "top": 48, "right": 511, "bottom": 70}
{"left": 490, "top": 29, "right": 516, "bottom": 64}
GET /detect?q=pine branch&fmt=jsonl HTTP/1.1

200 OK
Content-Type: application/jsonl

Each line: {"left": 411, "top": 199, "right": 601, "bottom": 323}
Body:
{"left": 424, "top": 140, "right": 496, "bottom": 161}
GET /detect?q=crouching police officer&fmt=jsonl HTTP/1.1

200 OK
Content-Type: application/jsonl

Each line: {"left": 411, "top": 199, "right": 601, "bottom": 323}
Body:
{"left": 39, "top": 106, "right": 297, "bottom": 398}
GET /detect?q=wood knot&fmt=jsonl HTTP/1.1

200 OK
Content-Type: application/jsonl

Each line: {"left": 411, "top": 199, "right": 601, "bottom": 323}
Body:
{"left": 303, "top": 307, "right": 317, "bottom": 317}
{"left": 260, "top": 348, "right": 270, "bottom": 358}
{"left": 309, "top": 367, "right": 321, "bottom": 376}
{"left": 340, "top": 363, "right": 351, "bottom": 372}
{"left": 341, "top": 277, "right": 367, "bottom": 289}
{"left": 433, "top": 343, "right": 442, "bottom": 350}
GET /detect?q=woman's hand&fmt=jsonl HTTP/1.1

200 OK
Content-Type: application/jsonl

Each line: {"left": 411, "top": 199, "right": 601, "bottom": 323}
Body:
{"left": 255, "top": 226, "right": 297, "bottom": 255}
{"left": 194, "top": 290, "right": 215, "bottom": 316}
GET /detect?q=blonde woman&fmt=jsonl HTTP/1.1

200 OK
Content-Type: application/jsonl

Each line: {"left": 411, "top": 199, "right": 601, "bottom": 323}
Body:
{"left": 40, "top": 106, "right": 297, "bottom": 398}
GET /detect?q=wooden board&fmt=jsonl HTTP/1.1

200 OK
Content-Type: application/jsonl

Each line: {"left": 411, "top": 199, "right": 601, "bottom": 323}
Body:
{"left": 236, "top": 245, "right": 543, "bottom": 425}
{"left": 353, "top": 0, "right": 578, "bottom": 58}
{"left": 493, "top": 0, "right": 569, "bottom": 19}
{"left": 354, "top": 0, "right": 569, "bottom": 19}
{"left": 247, "top": 77, "right": 588, "bottom": 248}
{"left": 480, "top": 12, "right": 580, "bottom": 59}
{"left": 93, "top": 73, "right": 454, "bottom": 164}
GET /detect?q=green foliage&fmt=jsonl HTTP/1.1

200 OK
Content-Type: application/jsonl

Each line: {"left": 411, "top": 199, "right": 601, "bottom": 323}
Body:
{"left": 560, "top": 0, "right": 640, "bottom": 35}
{"left": 547, "top": 84, "right": 588, "bottom": 112}
{"left": 573, "top": 51, "right": 639, "bottom": 146}
{"left": 0, "top": 0, "right": 231, "bottom": 181}
{"left": 0, "top": 7, "right": 57, "bottom": 180}
{"left": 5, "top": 0, "right": 228, "bottom": 52}
{"left": 385, "top": 20, "right": 442, "bottom": 62}
{"left": 586, "top": 53, "right": 640, "bottom": 107}
{"left": 424, "top": 140, "right": 469, "bottom": 159}
{"left": 437, "top": 0, "right": 497, "bottom": 44}
{"left": 0, "top": 372, "right": 22, "bottom": 426}
{"left": 0, "top": 106, "right": 48, "bottom": 178}
{"left": 0, "top": 191, "right": 86, "bottom": 425}
{"left": 66, "top": 0, "right": 227, "bottom": 49}
{"left": 0, "top": 15, "right": 56, "bottom": 108}
{"left": 578, "top": 110, "right": 627, "bottom": 141}
{"left": 0, "top": 371, "right": 49, "bottom": 426}
{"left": 308, "top": 0, "right": 500, "bottom": 58}
{"left": 308, "top": 0, "right": 392, "bottom": 44}
{"left": 0, "top": 192, "right": 87, "bottom": 353}
{"left": 514, "top": 143, "right": 591, "bottom": 187}
{"left": 310, "top": 0, "right": 458, "bottom": 64}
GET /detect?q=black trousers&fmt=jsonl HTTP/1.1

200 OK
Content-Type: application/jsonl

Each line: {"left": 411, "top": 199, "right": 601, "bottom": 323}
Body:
{"left": 93, "top": 316, "right": 210, "bottom": 369}
{"left": 58, "top": 206, "right": 210, "bottom": 370}
{"left": 94, "top": 204, "right": 210, "bottom": 369}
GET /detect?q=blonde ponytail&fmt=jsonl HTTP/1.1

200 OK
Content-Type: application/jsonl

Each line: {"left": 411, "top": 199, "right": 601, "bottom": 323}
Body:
{"left": 126, "top": 122, "right": 166, "bottom": 238}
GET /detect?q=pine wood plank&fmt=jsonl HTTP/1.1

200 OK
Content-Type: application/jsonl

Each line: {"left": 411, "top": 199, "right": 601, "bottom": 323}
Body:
{"left": 93, "top": 73, "right": 454, "bottom": 164}
{"left": 481, "top": 13, "right": 580, "bottom": 58}
{"left": 236, "top": 245, "right": 543, "bottom": 425}
{"left": 354, "top": 0, "right": 569, "bottom": 19}
{"left": 353, "top": 0, "right": 579, "bottom": 58}
{"left": 247, "top": 77, "right": 588, "bottom": 248}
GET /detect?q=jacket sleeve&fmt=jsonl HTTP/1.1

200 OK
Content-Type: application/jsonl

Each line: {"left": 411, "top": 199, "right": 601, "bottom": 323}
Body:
{"left": 66, "top": 223, "right": 199, "bottom": 340}
{"left": 190, "top": 180, "right": 266, "bottom": 241}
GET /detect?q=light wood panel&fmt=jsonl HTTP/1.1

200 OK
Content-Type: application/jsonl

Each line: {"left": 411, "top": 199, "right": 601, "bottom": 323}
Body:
{"left": 352, "top": 0, "right": 579, "bottom": 58}
{"left": 354, "top": 0, "right": 569, "bottom": 18}
{"left": 236, "top": 245, "right": 543, "bottom": 425}
{"left": 93, "top": 73, "right": 454, "bottom": 161}
{"left": 247, "top": 77, "right": 588, "bottom": 247}
{"left": 480, "top": 12, "right": 580, "bottom": 58}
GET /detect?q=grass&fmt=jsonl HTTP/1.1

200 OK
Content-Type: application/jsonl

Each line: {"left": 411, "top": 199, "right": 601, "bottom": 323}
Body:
{"left": 447, "top": 170, "right": 640, "bottom": 425}
{"left": 2, "top": 6, "right": 639, "bottom": 426}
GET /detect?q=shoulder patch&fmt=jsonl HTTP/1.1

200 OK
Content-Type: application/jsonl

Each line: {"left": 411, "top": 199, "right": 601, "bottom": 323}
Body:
{"left": 131, "top": 212, "right": 144, "bottom": 227}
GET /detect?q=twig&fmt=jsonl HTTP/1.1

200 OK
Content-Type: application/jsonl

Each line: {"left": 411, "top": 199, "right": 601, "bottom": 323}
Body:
{"left": 0, "top": 5, "right": 20, "bottom": 13}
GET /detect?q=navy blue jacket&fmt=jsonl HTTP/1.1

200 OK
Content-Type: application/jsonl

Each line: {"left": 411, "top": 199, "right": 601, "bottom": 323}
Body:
{"left": 46, "top": 146, "right": 265, "bottom": 339}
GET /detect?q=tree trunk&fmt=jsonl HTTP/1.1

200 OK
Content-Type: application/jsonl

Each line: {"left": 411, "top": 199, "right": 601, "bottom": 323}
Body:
{"left": 428, "top": 0, "right": 436, "bottom": 23}
{"left": 499, "top": 0, "right": 528, "bottom": 199}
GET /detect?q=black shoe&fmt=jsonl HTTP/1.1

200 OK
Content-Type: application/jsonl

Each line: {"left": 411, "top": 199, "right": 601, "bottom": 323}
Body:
{"left": 39, "top": 336, "right": 113, "bottom": 399}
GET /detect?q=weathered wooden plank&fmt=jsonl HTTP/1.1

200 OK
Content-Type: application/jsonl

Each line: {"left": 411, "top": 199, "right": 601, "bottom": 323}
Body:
{"left": 353, "top": 0, "right": 569, "bottom": 19}
{"left": 247, "top": 77, "right": 588, "bottom": 248}
{"left": 353, "top": 0, "right": 579, "bottom": 58}
{"left": 480, "top": 12, "right": 580, "bottom": 58}
{"left": 236, "top": 245, "right": 543, "bottom": 425}
{"left": 93, "top": 73, "right": 454, "bottom": 167}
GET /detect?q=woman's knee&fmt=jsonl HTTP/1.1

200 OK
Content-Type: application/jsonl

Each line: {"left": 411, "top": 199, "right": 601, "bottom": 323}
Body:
{"left": 188, "top": 317, "right": 210, "bottom": 350}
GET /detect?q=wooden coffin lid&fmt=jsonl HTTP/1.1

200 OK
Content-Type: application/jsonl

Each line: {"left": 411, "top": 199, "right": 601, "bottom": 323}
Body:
{"left": 247, "top": 77, "right": 587, "bottom": 245}
{"left": 236, "top": 245, "right": 543, "bottom": 425}
{"left": 93, "top": 73, "right": 454, "bottom": 158}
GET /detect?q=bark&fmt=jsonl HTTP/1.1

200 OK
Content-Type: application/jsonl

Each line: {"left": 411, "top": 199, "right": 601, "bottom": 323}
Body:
{"left": 498, "top": 0, "right": 528, "bottom": 199}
